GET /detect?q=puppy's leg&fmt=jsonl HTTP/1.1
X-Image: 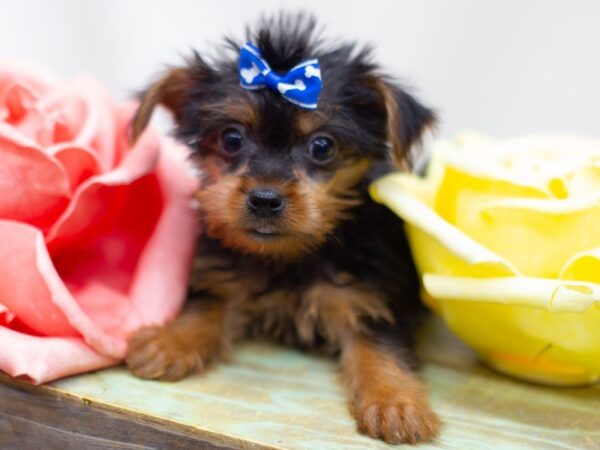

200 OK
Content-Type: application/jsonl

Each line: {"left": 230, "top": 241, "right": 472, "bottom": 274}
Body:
{"left": 341, "top": 334, "right": 441, "bottom": 444}
{"left": 126, "top": 300, "right": 229, "bottom": 381}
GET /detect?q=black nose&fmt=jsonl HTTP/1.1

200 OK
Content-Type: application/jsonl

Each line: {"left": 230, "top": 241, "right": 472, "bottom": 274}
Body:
{"left": 247, "top": 188, "right": 286, "bottom": 218}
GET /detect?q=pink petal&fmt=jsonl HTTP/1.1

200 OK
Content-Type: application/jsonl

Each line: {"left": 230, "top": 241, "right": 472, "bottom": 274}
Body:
{"left": 40, "top": 76, "right": 118, "bottom": 170}
{"left": 126, "top": 137, "right": 199, "bottom": 329}
{"left": 0, "top": 221, "right": 78, "bottom": 336}
{"left": 0, "top": 124, "right": 70, "bottom": 230}
{"left": 48, "top": 131, "right": 198, "bottom": 342}
{"left": 0, "top": 66, "right": 199, "bottom": 382}
{"left": 34, "top": 93, "right": 87, "bottom": 147}
{"left": 49, "top": 144, "right": 100, "bottom": 191}
{"left": 48, "top": 175, "right": 165, "bottom": 341}
{"left": 0, "top": 69, "right": 118, "bottom": 173}
{"left": 46, "top": 114, "right": 160, "bottom": 244}
{"left": 0, "top": 326, "right": 117, "bottom": 384}
{"left": 0, "top": 302, "right": 15, "bottom": 325}
{"left": 4, "top": 82, "right": 36, "bottom": 123}
{"left": 0, "top": 220, "right": 126, "bottom": 357}
{"left": 0, "top": 65, "right": 59, "bottom": 144}
{"left": 0, "top": 63, "right": 57, "bottom": 102}
{"left": 71, "top": 77, "right": 118, "bottom": 168}
{"left": 3, "top": 83, "right": 55, "bottom": 146}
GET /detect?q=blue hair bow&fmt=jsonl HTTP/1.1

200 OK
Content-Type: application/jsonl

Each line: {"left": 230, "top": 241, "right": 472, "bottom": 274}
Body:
{"left": 238, "top": 42, "right": 322, "bottom": 110}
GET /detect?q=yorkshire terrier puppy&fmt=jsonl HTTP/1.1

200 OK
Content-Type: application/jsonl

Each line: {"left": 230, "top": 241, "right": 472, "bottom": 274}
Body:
{"left": 126, "top": 14, "right": 440, "bottom": 444}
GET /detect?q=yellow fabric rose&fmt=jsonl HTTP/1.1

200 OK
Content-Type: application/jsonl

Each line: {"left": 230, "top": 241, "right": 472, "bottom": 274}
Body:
{"left": 371, "top": 132, "right": 600, "bottom": 386}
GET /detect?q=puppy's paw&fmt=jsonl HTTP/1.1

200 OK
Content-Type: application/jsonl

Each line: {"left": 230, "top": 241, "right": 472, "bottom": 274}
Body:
{"left": 126, "top": 326, "right": 203, "bottom": 381}
{"left": 352, "top": 388, "right": 441, "bottom": 444}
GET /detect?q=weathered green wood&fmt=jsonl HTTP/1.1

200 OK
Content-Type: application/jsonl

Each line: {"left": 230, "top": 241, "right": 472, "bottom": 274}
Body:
{"left": 4, "top": 318, "right": 600, "bottom": 449}
{"left": 0, "top": 377, "right": 233, "bottom": 450}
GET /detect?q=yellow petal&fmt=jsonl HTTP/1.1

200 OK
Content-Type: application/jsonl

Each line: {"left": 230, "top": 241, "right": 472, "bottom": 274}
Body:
{"left": 433, "top": 165, "right": 550, "bottom": 231}
{"left": 422, "top": 274, "right": 600, "bottom": 376}
{"left": 371, "top": 133, "right": 600, "bottom": 384}
{"left": 569, "top": 158, "right": 600, "bottom": 197}
{"left": 423, "top": 274, "right": 600, "bottom": 313}
{"left": 480, "top": 197, "right": 600, "bottom": 277}
{"left": 370, "top": 175, "right": 517, "bottom": 277}
{"left": 560, "top": 248, "right": 600, "bottom": 283}
{"left": 451, "top": 133, "right": 600, "bottom": 191}
{"left": 435, "top": 134, "right": 600, "bottom": 228}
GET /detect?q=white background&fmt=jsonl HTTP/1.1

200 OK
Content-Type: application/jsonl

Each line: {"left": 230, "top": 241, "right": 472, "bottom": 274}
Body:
{"left": 2, "top": 0, "right": 599, "bottom": 139}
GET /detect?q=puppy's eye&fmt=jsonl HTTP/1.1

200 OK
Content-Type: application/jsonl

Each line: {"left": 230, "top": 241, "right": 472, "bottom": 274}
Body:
{"left": 219, "top": 126, "right": 244, "bottom": 155}
{"left": 308, "top": 136, "right": 336, "bottom": 163}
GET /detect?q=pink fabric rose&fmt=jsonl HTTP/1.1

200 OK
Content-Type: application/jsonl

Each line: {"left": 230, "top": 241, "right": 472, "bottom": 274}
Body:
{"left": 0, "top": 64, "right": 199, "bottom": 384}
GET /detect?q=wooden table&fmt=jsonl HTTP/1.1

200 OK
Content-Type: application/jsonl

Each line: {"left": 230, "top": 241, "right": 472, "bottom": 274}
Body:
{"left": 1, "top": 318, "right": 599, "bottom": 449}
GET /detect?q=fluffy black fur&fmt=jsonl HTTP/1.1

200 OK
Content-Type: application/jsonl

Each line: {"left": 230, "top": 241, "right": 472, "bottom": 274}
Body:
{"left": 174, "top": 13, "right": 433, "bottom": 351}
{"left": 128, "top": 12, "right": 440, "bottom": 445}
{"left": 174, "top": 13, "right": 434, "bottom": 171}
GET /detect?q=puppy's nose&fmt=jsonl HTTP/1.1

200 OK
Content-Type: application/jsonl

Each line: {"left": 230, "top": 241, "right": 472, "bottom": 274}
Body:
{"left": 247, "top": 188, "right": 286, "bottom": 218}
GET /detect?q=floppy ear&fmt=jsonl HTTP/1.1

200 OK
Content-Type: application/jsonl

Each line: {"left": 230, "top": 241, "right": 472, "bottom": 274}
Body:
{"left": 130, "top": 67, "right": 192, "bottom": 145}
{"left": 372, "top": 79, "right": 436, "bottom": 170}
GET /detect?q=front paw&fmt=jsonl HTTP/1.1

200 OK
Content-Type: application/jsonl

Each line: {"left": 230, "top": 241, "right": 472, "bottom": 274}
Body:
{"left": 126, "top": 326, "right": 203, "bottom": 381}
{"left": 352, "top": 388, "right": 441, "bottom": 444}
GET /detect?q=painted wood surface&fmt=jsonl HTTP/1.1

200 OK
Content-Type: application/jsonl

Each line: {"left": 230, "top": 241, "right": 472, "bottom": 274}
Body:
{"left": 0, "top": 376, "right": 231, "bottom": 450}
{"left": 3, "top": 318, "right": 600, "bottom": 449}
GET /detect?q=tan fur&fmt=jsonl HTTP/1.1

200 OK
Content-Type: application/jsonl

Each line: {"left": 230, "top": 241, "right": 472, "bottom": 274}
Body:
{"left": 126, "top": 262, "right": 440, "bottom": 443}
{"left": 199, "top": 99, "right": 258, "bottom": 128}
{"left": 126, "top": 301, "right": 226, "bottom": 381}
{"left": 341, "top": 336, "right": 441, "bottom": 444}
{"left": 130, "top": 67, "right": 191, "bottom": 144}
{"left": 193, "top": 156, "right": 370, "bottom": 261}
{"left": 295, "top": 278, "right": 394, "bottom": 348}
{"left": 240, "top": 273, "right": 395, "bottom": 351}
{"left": 127, "top": 257, "right": 260, "bottom": 381}
{"left": 126, "top": 22, "right": 438, "bottom": 446}
{"left": 299, "top": 158, "right": 370, "bottom": 238}
{"left": 295, "top": 110, "right": 330, "bottom": 136}
{"left": 127, "top": 271, "right": 396, "bottom": 377}
{"left": 369, "top": 78, "right": 409, "bottom": 171}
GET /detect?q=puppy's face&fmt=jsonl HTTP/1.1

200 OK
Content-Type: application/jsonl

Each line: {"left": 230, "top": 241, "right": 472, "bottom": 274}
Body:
{"left": 132, "top": 17, "right": 434, "bottom": 260}
{"left": 188, "top": 99, "right": 372, "bottom": 260}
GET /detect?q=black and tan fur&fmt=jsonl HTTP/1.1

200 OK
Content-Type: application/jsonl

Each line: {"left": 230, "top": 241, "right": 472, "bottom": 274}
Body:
{"left": 126, "top": 14, "right": 440, "bottom": 444}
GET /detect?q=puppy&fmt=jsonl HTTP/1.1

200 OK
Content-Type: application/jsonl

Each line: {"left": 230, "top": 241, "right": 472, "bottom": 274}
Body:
{"left": 126, "top": 14, "right": 440, "bottom": 444}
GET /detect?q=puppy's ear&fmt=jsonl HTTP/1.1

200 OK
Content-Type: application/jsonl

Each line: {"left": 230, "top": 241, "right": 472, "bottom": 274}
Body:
{"left": 130, "top": 67, "right": 192, "bottom": 144}
{"left": 372, "top": 79, "right": 436, "bottom": 170}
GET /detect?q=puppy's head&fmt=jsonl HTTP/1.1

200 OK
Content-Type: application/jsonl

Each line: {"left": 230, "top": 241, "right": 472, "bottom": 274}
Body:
{"left": 132, "top": 14, "right": 435, "bottom": 261}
